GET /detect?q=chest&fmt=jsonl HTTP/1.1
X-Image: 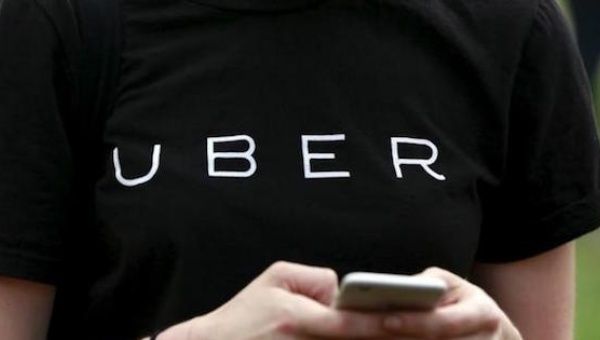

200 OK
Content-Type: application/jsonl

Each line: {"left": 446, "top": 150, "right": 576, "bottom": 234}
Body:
{"left": 93, "top": 2, "right": 505, "bottom": 278}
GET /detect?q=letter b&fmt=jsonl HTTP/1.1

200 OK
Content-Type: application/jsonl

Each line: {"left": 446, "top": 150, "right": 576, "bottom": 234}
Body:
{"left": 207, "top": 135, "right": 257, "bottom": 178}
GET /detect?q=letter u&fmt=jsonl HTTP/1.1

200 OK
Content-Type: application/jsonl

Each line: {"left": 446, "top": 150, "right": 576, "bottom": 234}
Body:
{"left": 113, "top": 144, "right": 162, "bottom": 187}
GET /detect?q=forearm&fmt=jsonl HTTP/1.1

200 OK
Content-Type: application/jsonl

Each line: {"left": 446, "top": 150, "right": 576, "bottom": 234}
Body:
{"left": 471, "top": 243, "right": 575, "bottom": 340}
{"left": 140, "top": 321, "right": 190, "bottom": 340}
{"left": 0, "top": 276, "right": 55, "bottom": 340}
{"left": 140, "top": 315, "right": 213, "bottom": 340}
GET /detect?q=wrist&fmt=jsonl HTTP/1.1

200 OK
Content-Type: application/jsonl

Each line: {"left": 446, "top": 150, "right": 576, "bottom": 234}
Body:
{"left": 499, "top": 314, "right": 523, "bottom": 340}
{"left": 152, "top": 317, "right": 196, "bottom": 340}
{"left": 138, "top": 313, "right": 215, "bottom": 340}
{"left": 156, "top": 315, "right": 214, "bottom": 340}
{"left": 186, "top": 314, "right": 217, "bottom": 340}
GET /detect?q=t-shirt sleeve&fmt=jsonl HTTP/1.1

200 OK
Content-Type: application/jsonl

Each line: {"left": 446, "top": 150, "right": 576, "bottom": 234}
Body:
{"left": 0, "top": 0, "right": 74, "bottom": 284}
{"left": 475, "top": 0, "right": 600, "bottom": 262}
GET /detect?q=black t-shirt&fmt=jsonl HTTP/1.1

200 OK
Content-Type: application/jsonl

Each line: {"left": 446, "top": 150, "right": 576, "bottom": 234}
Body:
{"left": 1, "top": 0, "right": 599, "bottom": 338}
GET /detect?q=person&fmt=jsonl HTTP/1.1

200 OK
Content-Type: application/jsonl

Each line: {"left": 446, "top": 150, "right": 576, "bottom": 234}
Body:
{"left": 0, "top": 0, "right": 598, "bottom": 339}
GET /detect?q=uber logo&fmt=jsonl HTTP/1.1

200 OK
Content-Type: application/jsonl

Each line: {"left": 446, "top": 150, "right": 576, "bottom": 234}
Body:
{"left": 112, "top": 134, "right": 446, "bottom": 187}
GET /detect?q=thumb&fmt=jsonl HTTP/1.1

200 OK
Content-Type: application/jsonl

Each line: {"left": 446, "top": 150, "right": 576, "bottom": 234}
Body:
{"left": 418, "top": 266, "right": 463, "bottom": 289}
{"left": 259, "top": 261, "right": 339, "bottom": 306}
{"left": 418, "top": 266, "right": 466, "bottom": 305}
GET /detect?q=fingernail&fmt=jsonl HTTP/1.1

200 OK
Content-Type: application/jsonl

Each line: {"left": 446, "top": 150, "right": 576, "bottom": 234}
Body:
{"left": 384, "top": 316, "right": 403, "bottom": 329}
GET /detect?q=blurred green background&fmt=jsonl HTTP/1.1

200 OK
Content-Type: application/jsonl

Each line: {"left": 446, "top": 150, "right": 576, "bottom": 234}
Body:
{"left": 576, "top": 66, "right": 600, "bottom": 338}
{"left": 577, "top": 230, "right": 600, "bottom": 340}
{"left": 556, "top": 0, "right": 600, "bottom": 339}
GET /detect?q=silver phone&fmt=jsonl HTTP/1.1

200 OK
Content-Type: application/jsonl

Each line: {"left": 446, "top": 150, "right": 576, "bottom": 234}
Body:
{"left": 334, "top": 272, "right": 448, "bottom": 311}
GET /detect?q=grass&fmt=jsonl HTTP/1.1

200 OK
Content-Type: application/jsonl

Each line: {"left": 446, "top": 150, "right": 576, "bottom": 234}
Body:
{"left": 574, "top": 49, "right": 600, "bottom": 340}
{"left": 556, "top": 0, "right": 574, "bottom": 27}
{"left": 595, "top": 61, "right": 600, "bottom": 134}
{"left": 551, "top": 2, "right": 600, "bottom": 336}
{"left": 575, "top": 45, "right": 600, "bottom": 340}
{"left": 576, "top": 229, "right": 600, "bottom": 339}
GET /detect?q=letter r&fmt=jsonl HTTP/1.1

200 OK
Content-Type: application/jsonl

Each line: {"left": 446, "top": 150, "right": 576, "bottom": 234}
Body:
{"left": 391, "top": 137, "right": 446, "bottom": 181}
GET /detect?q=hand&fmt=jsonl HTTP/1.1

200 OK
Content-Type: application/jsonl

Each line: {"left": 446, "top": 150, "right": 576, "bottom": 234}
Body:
{"left": 382, "top": 267, "right": 523, "bottom": 340}
{"left": 181, "top": 261, "right": 394, "bottom": 340}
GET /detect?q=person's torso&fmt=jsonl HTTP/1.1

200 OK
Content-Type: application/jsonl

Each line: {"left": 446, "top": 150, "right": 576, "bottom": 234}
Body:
{"left": 52, "top": 0, "right": 536, "bottom": 337}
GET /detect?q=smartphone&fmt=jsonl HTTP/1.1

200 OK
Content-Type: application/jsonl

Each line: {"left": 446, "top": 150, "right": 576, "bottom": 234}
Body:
{"left": 334, "top": 272, "right": 448, "bottom": 311}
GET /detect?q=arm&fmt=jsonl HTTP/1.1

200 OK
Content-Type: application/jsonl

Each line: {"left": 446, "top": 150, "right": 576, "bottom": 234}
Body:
{"left": 0, "top": 276, "right": 56, "bottom": 340}
{"left": 471, "top": 242, "right": 575, "bottom": 340}
{"left": 380, "top": 245, "right": 574, "bottom": 339}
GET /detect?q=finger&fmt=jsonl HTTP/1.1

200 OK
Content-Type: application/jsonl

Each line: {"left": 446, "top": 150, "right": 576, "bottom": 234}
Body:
{"left": 417, "top": 267, "right": 471, "bottom": 306}
{"left": 295, "top": 338, "right": 411, "bottom": 340}
{"left": 418, "top": 266, "right": 464, "bottom": 287}
{"left": 447, "top": 331, "right": 500, "bottom": 340}
{"left": 293, "top": 337, "right": 416, "bottom": 340}
{"left": 284, "top": 335, "right": 335, "bottom": 340}
{"left": 291, "top": 294, "right": 391, "bottom": 338}
{"left": 261, "top": 261, "right": 339, "bottom": 306}
{"left": 383, "top": 298, "right": 500, "bottom": 338}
